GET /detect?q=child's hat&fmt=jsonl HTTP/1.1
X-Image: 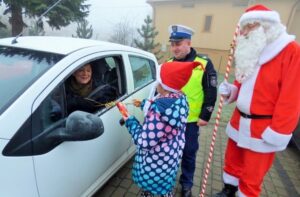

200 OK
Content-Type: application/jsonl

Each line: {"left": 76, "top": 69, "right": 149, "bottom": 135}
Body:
{"left": 159, "top": 61, "right": 202, "bottom": 93}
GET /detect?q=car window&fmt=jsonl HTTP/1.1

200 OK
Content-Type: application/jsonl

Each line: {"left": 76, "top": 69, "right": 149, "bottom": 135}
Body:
{"left": 128, "top": 55, "right": 156, "bottom": 89}
{"left": 65, "top": 56, "right": 126, "bottom": 115}
{"left": 2, "top": 84, "right": 67, "bottom": 156}
{"left": 88, "top": 57, "right": 119, "bottom": 88}
{"left": 0, "top": 46, "right": 64, "bottom": 114}
{"left": 36, "top": 86, "right": 66, "bottom": 131}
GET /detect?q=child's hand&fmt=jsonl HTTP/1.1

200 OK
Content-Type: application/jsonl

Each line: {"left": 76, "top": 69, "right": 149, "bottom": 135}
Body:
{"left": 132, "top": 99, "right": 142, "bottom": 107}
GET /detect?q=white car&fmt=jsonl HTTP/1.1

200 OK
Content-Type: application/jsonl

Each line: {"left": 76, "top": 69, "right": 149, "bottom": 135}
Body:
{"left": 0, "top": 36, "right": 158, "bottom": 197}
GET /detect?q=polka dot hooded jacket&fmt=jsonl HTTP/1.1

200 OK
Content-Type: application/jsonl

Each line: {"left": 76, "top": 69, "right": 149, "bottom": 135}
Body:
{"left": 125, "top": 92, "right": 189, "bottom": 195}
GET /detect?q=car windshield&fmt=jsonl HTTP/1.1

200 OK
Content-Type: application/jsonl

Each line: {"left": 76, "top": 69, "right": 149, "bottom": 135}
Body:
{"left": 0, "top": 46, "right": 64, "bottom": 114}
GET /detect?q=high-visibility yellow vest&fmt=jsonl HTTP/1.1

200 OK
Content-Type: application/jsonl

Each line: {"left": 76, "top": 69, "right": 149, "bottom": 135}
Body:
{"left": 168, "top": 56, "right": 208, "bottom": 122}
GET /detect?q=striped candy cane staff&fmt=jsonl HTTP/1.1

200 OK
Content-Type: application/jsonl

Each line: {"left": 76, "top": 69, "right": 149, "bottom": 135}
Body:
{"left": 199, "top": 24, "right": 240, "bottom": 197}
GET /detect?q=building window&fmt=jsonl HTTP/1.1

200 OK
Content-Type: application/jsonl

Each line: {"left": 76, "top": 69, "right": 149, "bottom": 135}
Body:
{"left": 203, "top": 15, "right": 213, "bottom": 32}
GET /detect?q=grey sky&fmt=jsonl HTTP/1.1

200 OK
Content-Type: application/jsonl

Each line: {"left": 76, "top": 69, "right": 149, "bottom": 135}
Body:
{"left": 48, "top": 0, "right": 152, "bottom": 40}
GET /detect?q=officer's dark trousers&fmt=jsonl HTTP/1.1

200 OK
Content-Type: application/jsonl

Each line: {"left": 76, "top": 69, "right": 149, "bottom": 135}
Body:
{"left": 179, "top": 122, "right": 200, "bottom": 189}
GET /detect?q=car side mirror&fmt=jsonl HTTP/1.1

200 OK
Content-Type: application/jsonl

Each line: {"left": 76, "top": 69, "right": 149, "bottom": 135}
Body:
{"left": 3, "top": 111, "right": 104, "bottom": 156}
{"left": 60, "top": 111, "right": 104, "bottom": 141}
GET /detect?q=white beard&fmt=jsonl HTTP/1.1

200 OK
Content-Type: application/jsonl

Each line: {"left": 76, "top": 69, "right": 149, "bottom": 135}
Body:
{"left": 234, "top": 26, "right": 267, "bottom": 83}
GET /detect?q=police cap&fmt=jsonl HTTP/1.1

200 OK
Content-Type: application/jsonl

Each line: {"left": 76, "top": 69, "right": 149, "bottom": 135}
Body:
{"left": 168, "top": 24, "right": 195, "bottom": 42}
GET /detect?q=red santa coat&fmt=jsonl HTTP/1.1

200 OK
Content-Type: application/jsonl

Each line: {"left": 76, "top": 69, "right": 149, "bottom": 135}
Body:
{"left": 226, "top": 32, "right": 300, "bottom": 153}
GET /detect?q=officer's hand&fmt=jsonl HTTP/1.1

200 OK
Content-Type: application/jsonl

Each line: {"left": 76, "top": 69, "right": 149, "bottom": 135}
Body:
{"left": 132, "top": 99, "right": 142, "bottom": 107}
{"left": 197, "top": 119, "right": 208, "bottom": 126}
{"left": 219, "top": 81, "right": 231, "bottom": 97}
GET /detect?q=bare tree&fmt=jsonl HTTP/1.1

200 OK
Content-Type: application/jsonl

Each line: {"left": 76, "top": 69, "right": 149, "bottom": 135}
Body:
{"left": 109, "top": 17, "right": 138, "bottom": 46}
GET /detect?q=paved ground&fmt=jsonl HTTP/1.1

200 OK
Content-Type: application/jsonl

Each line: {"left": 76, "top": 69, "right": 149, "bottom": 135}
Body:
{"left": 94, "top": 121, "right": 300, "bottom": 197}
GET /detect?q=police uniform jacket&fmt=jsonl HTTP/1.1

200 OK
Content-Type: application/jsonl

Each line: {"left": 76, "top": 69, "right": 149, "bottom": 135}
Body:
{"left": 169, "top": 48, "right": 217, "bottom": 122}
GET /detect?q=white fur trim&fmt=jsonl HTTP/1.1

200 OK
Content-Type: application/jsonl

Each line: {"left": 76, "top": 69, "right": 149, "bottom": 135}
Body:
{"left": 238, "top": 189, "right": 247, "bottom": 197}
{"left": 226, "top": 122, "right": 288, "bottom": 153}
{"left": 160, "top": 82, "right": 179, "bottom": 93}
{"left": 261, "top": 126, "right": 292, "bottom": 147}
{"left": 238, "top": 117, "right": 252, "bottom": 147}
{"left": 236, "top": 67, "right": 260, "bottom": 114}
{"left": 259, "top": 32, "right": 295, "bottom": 65}
{"left": 157, "top": 77, "right": 179, "bottom": 93}
{"left": 223, "top": 171, "right": 239, "bottom": 186}
{"left": 143, "top": 82, "right": 158, "bottom": 116}
{"left": 226, "top": 123, "right": 239, "bottom": 142}
{"left": 239, "top": 10, "right": 280, "bottom": 25}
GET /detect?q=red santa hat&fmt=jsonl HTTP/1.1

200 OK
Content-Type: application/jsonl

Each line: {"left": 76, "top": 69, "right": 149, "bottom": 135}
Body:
{"left": 239, "top": 4, "right": 281, "bottom": 26}
{"left": 159, "top": 61, "right": 202, "bottom": 93}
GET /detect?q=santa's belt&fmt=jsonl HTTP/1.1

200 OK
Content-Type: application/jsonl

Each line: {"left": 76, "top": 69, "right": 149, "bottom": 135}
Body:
{"left": 238, "top": 110, "right": 272, "bottom": 119}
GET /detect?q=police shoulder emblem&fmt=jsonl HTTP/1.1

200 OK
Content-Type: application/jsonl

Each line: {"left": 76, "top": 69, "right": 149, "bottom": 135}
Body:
{"left": 172, "top": 25, "right": 178, "bottom": 32}
{"left": 210, "top": 76, "right": 217, "bottom": 87}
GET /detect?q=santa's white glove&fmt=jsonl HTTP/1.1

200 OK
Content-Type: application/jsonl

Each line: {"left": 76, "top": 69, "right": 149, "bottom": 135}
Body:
{"left": 218, "top": 81, "right": 238, "bottom": 104}
{"left": 218, "top": 81, "right": 231, "bottom": 96}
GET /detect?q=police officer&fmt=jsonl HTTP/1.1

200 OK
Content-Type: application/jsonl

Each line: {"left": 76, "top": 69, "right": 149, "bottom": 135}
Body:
{"left": 167, "top": 24, "right": 217, "bottom": 197}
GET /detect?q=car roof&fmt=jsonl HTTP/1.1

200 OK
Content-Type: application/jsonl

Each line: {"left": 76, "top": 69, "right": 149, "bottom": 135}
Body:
{"left": 0, "top": 36, "right": 151, "bottom": 56}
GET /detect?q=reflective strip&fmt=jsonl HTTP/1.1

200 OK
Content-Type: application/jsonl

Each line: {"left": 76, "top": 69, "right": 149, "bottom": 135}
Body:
{"left": 223, "top": 171, "right": 239, "bottom": 186}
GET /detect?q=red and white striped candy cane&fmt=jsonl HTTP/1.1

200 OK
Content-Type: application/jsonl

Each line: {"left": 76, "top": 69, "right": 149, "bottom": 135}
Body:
{"left": 199, "top": 24, "right": 240, "bottom": 197}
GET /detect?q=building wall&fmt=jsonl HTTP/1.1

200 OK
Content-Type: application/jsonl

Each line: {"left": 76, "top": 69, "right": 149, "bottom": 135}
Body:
{"left": 288, "top": 2, "right": 300, "bottom": 43}
{"left": 148, "top": 0, "right": 300, "bottom": 72}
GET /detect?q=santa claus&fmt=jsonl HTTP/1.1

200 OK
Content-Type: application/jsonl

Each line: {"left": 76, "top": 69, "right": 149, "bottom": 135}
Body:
{"left": 216, "top": 4, "right": 300, "bottom": 197}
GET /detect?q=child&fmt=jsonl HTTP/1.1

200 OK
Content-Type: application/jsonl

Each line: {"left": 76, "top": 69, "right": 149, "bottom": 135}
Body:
{"left": 123, "top": 61, "right": 202, "bottom": 197}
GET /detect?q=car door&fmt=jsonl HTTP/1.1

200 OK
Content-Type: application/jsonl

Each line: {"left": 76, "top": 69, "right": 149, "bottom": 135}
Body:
{"left": 32, "top": 54, "right": 133, "bottom": 197}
